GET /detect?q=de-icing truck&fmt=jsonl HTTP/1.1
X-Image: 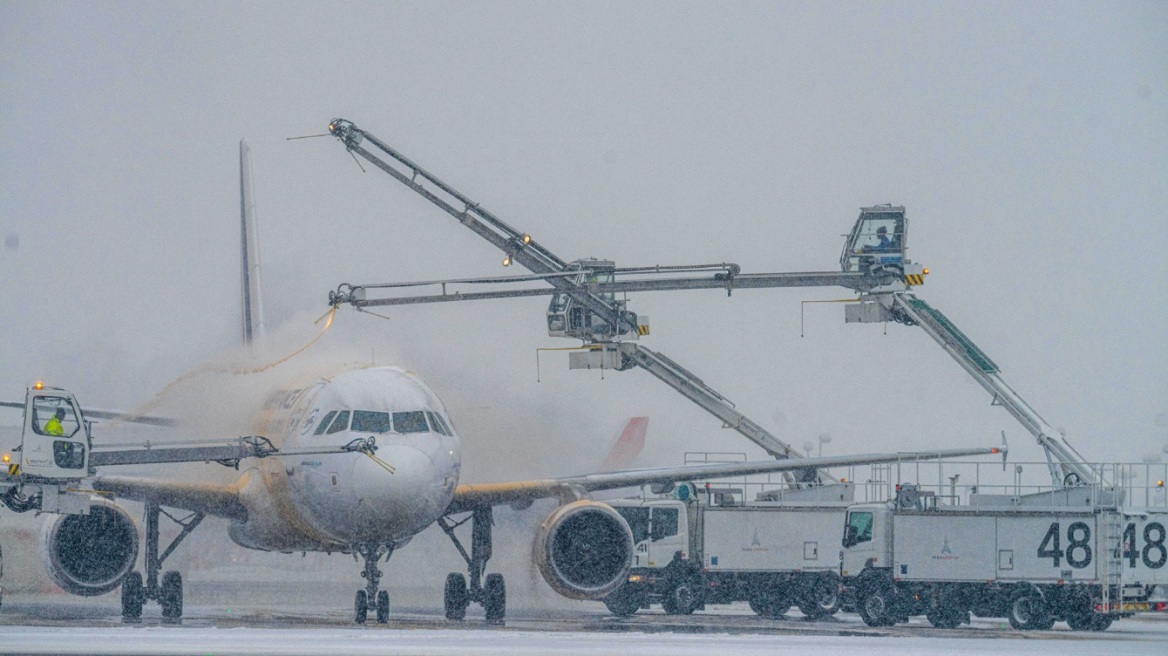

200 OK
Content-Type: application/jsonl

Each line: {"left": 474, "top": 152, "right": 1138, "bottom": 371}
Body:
{"left": 600, "top": 481, "right": 853, "bottom": 619}
{"left": 841, "top": 467, "right": 1168, "bottom": 631}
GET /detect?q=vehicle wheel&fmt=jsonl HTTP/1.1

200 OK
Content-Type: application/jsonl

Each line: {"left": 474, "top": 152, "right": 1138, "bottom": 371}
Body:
{"left": 483, "top": 573, "right": 506, "bottom": 623}
{"left": 926, "top": 606, "right": 967, "bottom": 629}
{"left": 662, "top": 581, "right": 698, "bottom": 615}
{"left": 749, "top": 592, "right": 790, "bottom": 619}
{"left": 444, "top": 573, "right": 468, "bottom": 621}
{"left": 1089, "top": 614, "right": 1113, "bottom": 631}
{"left": 1007, "top": 588, "right": 1050, "bottom": 631}
{"left": 159, "top": 571, "right": 183, "bottom": 623}
{"left": 797, "top": 578, "right": 842, "bottom": 619}
{"left": 376, "top": 589, "right": 389, "bottom": 624}
{"left": 858, "top": 584, "right": 895, "bottom": 627}
{"left": 354, "top": 590, "right": 368, "bottom": 624}
{"left": 603, "top": 588, "right": 640, "bottom": 617}
{"left": 120, "top": 572, "right": 144, "bottom": 621}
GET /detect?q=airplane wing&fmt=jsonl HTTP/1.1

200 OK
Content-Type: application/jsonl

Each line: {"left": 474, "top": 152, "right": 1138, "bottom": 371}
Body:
{"left": 90, "top": 473, "right": 250, "bottom": 521}
{"left": 445, "top": 446, "right": 1003, "bottom": 515}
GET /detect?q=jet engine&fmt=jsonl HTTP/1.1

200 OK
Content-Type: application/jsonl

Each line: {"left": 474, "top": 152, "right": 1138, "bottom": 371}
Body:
{"left": 41, "top": 499, "right": 138, "bottom": 596}
{"left": 534, "top": 500, "right": 633, "bottom": 600}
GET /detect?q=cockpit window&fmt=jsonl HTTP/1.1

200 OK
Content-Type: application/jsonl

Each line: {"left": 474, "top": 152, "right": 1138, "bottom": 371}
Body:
{"left": 392, "top": 411, "right": 429, "bottom": 433}
{"left": 313, "top": 410, "right": 338, "bottom": 436}
{"left": 433, "top": 413, "right": 454, "bottom": 436}
{"left": 425, "top": 412, "right": 448, "bottom": 436}
{"left": 352, "top": 410, "right": 391, "bottom": 433}
{"left": 326, "top": 410, "right": 350, "bottom": 434}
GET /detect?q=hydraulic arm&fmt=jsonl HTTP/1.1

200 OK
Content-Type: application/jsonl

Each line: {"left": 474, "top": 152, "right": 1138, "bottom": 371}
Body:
{"left": 325, "top": 118, "right": 868, "bottom": 484}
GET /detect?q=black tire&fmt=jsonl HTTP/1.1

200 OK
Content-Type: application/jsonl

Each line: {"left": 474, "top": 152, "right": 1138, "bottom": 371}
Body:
{"left": 662, "top": 581, "right": 698, "bottom": 616}
{"left": 926, "top": 606, "right": 967, "bottom": 629}
{"left": 121, "top": 572, "right": 144, "bottom": 621}
{"left": 354, "top": 590, "right": 368, "bottom": 624}
{"left": 376, "top": 590, "right": 389, "bottom": 624}
{"left": 444, "top": 573, "right": 468, "bottom": 621}
{"left": 159, "top": 571, "right": 183, "bottom": 623}
{"left": 858, "top": 584, "right": 895, "bottom": 627}
{"left": 797, "top": 578, "right": 843, "bottom": 620}
{"left": 749, "top": 593, "right": 790, "bottom": 619}
{"left": 1089, "top": 614, "right": 1113, "bottom": 632}
{"left": 1007, "top": 588, "right": 1050, "bottom": 631}
{"left": 603, "top": 588, "right": 640, "bottom": 617}
{"left": 483, "top": 573, "right": 506, "bottom": 623}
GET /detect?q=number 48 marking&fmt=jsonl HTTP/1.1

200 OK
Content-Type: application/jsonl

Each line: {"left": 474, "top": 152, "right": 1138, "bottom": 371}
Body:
{"left": 1122, "top": 522, "right": 1167, "bottom": 569}
{"left": 1037, "top": 522, "right": 1093, "bottom": 568}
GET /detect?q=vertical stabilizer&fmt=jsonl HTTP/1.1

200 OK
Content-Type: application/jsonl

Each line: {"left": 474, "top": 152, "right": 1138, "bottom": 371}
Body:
{"left": 239, "top": 140, "right": 266, "bottom": 346}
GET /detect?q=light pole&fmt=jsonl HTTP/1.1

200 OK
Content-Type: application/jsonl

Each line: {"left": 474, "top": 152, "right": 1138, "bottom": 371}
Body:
{"left": 818, "top": 433, "right": 832, "bottom": 458}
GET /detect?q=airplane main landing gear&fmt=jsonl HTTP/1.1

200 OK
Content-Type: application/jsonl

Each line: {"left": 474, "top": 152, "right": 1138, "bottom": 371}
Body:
{"left": 353, "top": 542, "right": 393, "bottom": 624}
{"left": 437, "top": 505, "right": 506, "bottom": 623}
{"left": 121, "top": 501, "right": 203, "bottom": 624}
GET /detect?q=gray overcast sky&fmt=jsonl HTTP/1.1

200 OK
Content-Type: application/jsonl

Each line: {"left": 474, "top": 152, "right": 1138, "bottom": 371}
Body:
{"left": 2, "top": 2, "right": 1165, "bottom": 472}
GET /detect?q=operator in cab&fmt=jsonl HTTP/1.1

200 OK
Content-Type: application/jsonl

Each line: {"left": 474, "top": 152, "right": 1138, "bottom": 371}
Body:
{"left": 44, "top": 408, "right": 66, "bottom": 436}
{"left": 872, "top": 226, "right": 893, "bottom": 251}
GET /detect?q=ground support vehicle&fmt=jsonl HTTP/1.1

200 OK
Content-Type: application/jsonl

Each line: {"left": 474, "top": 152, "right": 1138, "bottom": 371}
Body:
{"left": 600, "top": 482, "right": 853, "bottom": 619}
{"left": 841, "top": 475, "right": 1168, "bottom": 631}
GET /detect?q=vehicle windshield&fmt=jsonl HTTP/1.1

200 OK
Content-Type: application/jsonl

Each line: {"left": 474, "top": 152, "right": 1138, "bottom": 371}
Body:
{"left": 615, "top": 506, "right": 650, "bottom": 544}
{"left": 31, "top": 396, "right": 80, "bottom": 438}
{"left": 847, "top": 511, "right": 874, "bottom": 544}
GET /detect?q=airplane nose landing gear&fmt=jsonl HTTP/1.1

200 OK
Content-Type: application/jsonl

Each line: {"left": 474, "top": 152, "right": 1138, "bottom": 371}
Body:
{"left": 354, "top": 542, "right": 393, "bottom": 624}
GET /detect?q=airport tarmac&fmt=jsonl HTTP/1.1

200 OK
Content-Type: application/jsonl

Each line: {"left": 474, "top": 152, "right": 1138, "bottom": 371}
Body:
{"left": 2, "top": 590, "right": 1166, "bottom": 656}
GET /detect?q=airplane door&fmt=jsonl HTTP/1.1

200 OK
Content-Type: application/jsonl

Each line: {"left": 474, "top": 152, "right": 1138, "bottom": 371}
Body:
{"left": 21, "top": 391, "right": 88, "bottom": 479}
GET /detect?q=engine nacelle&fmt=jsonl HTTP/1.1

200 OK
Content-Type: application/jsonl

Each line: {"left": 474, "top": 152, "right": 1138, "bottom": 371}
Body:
{"left": 41, "top": 499, "right": 138, "bottom": 596}
{"left": 534, "top": 500, "right": 633, "bottom": 600}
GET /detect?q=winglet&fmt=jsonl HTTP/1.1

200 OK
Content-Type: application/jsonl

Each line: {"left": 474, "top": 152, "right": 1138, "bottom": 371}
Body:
{"left": 599, "top": 417, "right": 648, "bottom": 472}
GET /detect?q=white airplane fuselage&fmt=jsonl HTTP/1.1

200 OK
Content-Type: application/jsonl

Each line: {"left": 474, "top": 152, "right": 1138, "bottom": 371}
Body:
{"left": 227, "top": 365, "right": 461, "bottom": 553}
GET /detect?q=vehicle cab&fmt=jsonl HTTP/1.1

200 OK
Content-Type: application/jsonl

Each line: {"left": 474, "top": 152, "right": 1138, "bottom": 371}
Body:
{"left": 15, "top": 384, "right": 90, "bottom": 481}
{"left": 841, "top": 502, "right": 893, "bottom": 578}
{"left": 839, "top": 206, "right": 925, "bottom": 292}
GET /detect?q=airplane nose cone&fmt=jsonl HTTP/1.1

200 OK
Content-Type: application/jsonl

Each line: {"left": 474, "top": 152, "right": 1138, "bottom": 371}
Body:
{"left": 347, "top": 444, "right": 441, "bottom": 540}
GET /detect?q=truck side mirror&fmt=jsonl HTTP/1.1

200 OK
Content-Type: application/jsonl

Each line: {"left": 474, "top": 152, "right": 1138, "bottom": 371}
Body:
{"left": 843, "top": 525, "right": 858, "bottom": 548}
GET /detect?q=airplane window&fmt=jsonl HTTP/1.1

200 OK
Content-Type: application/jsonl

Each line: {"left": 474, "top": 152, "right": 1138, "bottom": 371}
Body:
{"left": 425, "top": 412, "right": 448, "bottom": 436}
{"left": 392, "top": 411, "right": 428, "bottom": 433}
{"left": 352, "top": 411, "right": 391, "bottom": 433}
{"left": 313, "top": 411, "right": 338, "bottom": 436}
{"left": 326, "top": 411, "right": 350, "bottom": 434}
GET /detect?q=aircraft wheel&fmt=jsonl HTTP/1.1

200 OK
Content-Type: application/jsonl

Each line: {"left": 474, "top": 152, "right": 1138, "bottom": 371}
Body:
{"left": 354, "top": 590, "right": 368, "bottom": 624}
{"left": 376, "top": 590, "right": 389, "bottom": 624}
{"left": 121, "top": 572, "right": 144, "bottom": 622}
{"left": 159, "top": 571, "right": 183, "bottom": 624}
{"left": 444, "top": 573, "right": 468, "bottom": 620}
{"left": 483, "top": 573, "right": 506, "bottom": 623}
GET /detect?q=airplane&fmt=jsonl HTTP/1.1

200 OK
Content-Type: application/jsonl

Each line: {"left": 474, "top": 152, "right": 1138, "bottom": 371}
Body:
{"left": 30, "top": 140, "right": 1002, "bottom": 625}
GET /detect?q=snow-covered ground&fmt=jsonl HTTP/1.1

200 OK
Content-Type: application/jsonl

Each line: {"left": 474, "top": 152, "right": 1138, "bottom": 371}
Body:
{"left": 2, "top": 624, "right": 1166, "bottom": 656}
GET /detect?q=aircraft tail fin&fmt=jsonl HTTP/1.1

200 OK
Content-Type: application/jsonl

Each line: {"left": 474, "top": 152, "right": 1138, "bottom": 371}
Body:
{"left": 239, "top": 139, "right": 266, "bottom": 347}
{"left": 599, "top": 417, "right": 648, "bottom": 472}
